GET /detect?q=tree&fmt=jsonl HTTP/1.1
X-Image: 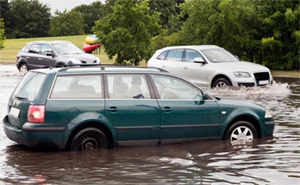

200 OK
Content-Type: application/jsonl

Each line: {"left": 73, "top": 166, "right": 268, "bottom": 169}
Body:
{"left": 73, "top": 1, "right": 104, "bottom": 34}
{"left": 6, "top": 0, "right": 51, "bottom": 38}
{"left": 0, "top": 18, "right": 5, "bottom": 50}
{"left": 49, "top": 10, "right": 85, "bottom": 36}
{"left": 93, "top": 0, "right": 160, "bottom": 65}
{"left": 148, "top": 0, "right": 184, "bottom": 34}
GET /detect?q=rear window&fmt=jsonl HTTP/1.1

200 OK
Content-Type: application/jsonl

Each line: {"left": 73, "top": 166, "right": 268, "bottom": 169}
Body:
{"left": 13, "top": 72, "right": 46, "bottom": 101}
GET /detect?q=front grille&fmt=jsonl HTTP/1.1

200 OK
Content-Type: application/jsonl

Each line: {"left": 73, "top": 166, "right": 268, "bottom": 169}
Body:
{"left": 81, "top": 61, "right": 87, "bottom": 63}
{"left": 254, "top": 72, "right": 270, "bottom": 86}
{"left": 238, "top": 83, "right": 255, "bottom": 87}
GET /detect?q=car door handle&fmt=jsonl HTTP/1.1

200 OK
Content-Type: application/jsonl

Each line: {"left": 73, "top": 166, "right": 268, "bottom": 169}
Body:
{"left": 161, "top": 65, "right": 166, "bottom": 68}
{"left": 38, "top": 58, "right": 43, "bottom": 60}
{"left": 25, "top": 57, "right": 30, "bottom": 59}
{"left": 107, "top": 106, "right": 118, "bottom": 113}
{"left": 183, "top": 66, "right": 188, "bottom": 70}
{"left": 161, "top": 106, "right": 171, "bottom": 113}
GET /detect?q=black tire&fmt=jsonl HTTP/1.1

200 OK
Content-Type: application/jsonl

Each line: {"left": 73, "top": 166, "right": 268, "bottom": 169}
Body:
{"left": 19, "top": 63, "right": 29, "bottom": 74}
{"left": 213, "top": 78, "right": 231, "bottom": 88}
{"left": 71, "top": 128, "right": 109, "bottom": 151}
{"left": 225, "top": 121, "right": 258, "bottom": 145}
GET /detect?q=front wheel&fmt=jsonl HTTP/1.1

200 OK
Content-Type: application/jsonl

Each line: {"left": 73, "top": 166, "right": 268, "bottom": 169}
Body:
{"left": 71, "top": 128, "right": 109, "bottom": 151}
{"left": 225, "top": 121, "right": 258, "bottom": 145}
{"left": 213, "top": 78, "right": 231, "bottom": 88}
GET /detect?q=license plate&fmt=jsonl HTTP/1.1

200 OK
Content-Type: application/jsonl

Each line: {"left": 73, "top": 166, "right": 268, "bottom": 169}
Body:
{"left": 9, "top": 107, "right": 20, "bottom": 117}
{"left": 258, "top": 80, "right": 269, "bottom": 85}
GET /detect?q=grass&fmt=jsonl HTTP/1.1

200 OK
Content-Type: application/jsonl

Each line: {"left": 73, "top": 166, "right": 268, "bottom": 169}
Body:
{"left": 0, "top": 35, "right": 298, "bottom": 77}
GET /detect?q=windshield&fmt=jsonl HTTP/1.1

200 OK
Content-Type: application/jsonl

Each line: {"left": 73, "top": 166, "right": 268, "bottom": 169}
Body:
{"left": 13, "top": 72, "right": 46, "bottom": 101}
{"left": 200, "top": 48, "right": 239, "bottom": 63}
{"left": 52, "top": 43, "right": 84, "bottom": 54}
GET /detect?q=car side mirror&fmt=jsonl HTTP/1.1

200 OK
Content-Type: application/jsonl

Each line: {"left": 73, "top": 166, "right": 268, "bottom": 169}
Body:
{"left": 194, "top": 57, "right": 205, "bottom": 64}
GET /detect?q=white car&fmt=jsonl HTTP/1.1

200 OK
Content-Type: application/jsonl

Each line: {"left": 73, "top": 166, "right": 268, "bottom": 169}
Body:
{"left": 147, "top": 45, "right": 273, "bottom": 89}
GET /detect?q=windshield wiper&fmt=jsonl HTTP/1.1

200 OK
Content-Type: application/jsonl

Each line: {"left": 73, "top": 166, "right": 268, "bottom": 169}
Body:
{"left": 14, "top": 95, "right": 28, "bottom": 100}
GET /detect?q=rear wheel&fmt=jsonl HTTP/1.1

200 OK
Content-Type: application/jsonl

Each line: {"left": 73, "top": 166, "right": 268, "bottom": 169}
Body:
{"left": 19, "top": 63, "right": 28, "bottom": 74}
{"left": 213, "top": 78, "right": 231, "bottom": 88}
{"left": 225, "top": 121, "right": 258, "bottom": 145}
{"left": 71, "top": 128, "right": 109, "bottom": 151}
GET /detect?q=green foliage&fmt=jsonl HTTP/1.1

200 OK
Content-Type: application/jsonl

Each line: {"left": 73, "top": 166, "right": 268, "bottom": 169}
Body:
{"left": 0, "top": 18, "right": 5, "bottom": 50}
{"left": 151, "top": 29, "right": 180, "bottom": 51}
{"left": 73, "top": 1, "right": 104, "bottom": 34}
{"left": 148, "top": 0, "right": 184, "bottom": 34}
{"left": 5, "top": 0, "right": 51, "bottom": 38}
{"left": 49, "top": 10, "right": 85, "bottom": 36}
{"left": 93, "top": 0, "right": 160, "bottom": 65}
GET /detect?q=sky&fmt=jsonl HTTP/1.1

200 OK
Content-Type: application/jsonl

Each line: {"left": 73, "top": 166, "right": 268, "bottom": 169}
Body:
{"left": 39, "top": 0, "right": 105, "bottom": 14}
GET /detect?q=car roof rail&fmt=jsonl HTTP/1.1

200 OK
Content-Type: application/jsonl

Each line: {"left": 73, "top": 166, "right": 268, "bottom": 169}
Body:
{"left": 99, "top": 64, "right": 169, "bottom": 72}
{"left": 57, "top": 64, "right": 168, "bottom": 73}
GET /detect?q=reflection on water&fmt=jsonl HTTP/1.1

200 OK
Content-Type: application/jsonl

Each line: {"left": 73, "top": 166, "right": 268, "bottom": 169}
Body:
{"left": 0, "top": 65, "right": 299, "bottom": 184}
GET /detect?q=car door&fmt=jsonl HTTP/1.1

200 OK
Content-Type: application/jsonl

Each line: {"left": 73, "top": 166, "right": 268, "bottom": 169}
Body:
{"left": 26, "top": 44, "right": 42, "bottom": 68}
{"left": 181, "top": 49, "right": 209, "bottom": 88}
{"left": 157, "top": 49, "right": 184, "bottom": 76}
{"left": 39, "top": 44, "right": 57, "bottom": 67}
{"left": 150, "top": 74, "right": 220, "bottom": 142}
{"left": 105, "top": 74, "right": 160, "bottom": 146}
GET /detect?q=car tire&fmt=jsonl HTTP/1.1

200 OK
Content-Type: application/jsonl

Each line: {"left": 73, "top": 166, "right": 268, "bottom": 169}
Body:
{"left": 19, "top": 63, "right": 29, "bottom": 74}
{"left": 213, "top": 78, "right": 231, "bottom": 88}
{"left": 71, "top": 127, "right": 109, "bottom": 151}
{"left": 225, "top": 121, "right": 258, "bottom": 145}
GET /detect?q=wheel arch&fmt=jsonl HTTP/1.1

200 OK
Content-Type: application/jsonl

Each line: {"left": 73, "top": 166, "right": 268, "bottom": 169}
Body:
{"left": 66, "top": 121, "right": 115, "bottom": 150}
{"left": 211, "top": 74, "right": 232, "bottom": 88}
{"left": 223, "top": 115, "right": 262, "bottom": 139}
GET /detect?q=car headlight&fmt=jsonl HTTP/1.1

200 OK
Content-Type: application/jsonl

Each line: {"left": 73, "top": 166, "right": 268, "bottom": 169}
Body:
{"left": 265, "top": 110, "right": 273, "bottom": 118}
{"left": 69, "top": 58, "right": 82, "bottom": 64}
{"left": 233, "top": 71, "right": 251, "bottom": 78}
{"left": 96, "top": 57, "right": 100, "bottom": 64}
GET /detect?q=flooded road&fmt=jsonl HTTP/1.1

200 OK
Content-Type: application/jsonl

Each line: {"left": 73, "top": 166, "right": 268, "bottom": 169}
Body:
{"left": 0, "top": 65, "right": 299, "bottom": 184}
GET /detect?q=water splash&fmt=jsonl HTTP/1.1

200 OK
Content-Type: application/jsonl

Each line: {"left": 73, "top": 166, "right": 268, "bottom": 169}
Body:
{"left": 208, "top": 81, "right": 290, "bottom": 100}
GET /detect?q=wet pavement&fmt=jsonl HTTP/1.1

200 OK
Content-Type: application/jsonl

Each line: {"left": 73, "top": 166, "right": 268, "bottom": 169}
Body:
{"left": 0, "top": 65, "right": 299, "bottom": 184}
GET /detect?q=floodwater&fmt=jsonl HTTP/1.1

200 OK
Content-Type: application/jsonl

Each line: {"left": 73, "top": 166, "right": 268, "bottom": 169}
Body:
{"left": 0, "top": 65, "right": 299, "bottom": 184}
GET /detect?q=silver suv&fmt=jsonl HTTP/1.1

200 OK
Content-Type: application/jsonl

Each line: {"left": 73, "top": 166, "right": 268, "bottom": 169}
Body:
{"left": 147, "top": 45, "right": 273, "bottom": 89}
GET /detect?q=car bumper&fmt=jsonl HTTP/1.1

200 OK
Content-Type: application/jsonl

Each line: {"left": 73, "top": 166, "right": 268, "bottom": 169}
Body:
{"left": 3, "top": 116, "right": 66, "bottom": 150}
{"left": 231, "top": 76, "right": 273, "bottom": 87}
{"left": 261, "top": 118, "right": 275, "bottom": 137}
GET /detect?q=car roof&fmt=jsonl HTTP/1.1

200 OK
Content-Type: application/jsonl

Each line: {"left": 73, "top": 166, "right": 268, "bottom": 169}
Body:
{"left": 158, "top": 45, "right": 222, "bottom": 51}
{"left": 27, "top": 40, "right": 72, "bottom": 45}
{"left": 30, "top": 65, "right": 168, "bottom": 75}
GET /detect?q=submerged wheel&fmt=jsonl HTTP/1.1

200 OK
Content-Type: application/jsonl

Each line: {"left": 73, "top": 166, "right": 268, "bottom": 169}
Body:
{"left": 225, "top": 121, "right": 258, "bottom": 145}
{"left": 213, "top": 78, "right": 231, "bottom": 88}
{"left": 71, "top": 128, "right": 109, "bottom": 151}
{"left": 19, "top": 63, "right": 29, "bottom": 74}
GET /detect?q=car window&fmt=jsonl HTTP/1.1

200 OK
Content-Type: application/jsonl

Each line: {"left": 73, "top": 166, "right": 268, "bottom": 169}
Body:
{"left": 151, "top": 75, "right": 202, "bottom": 100}
{"left": 29, "top": 44, "right": 41, "bottom": 54}
{"left": 13, "top": 72, "right": 46, "bottom": 102}
{"left": 156, "top": 51, "right": 168, "bottom": 60}
{"left": 186, "top": 49, "right": 203, "bottom": 63}
{"left": 200, "top": 48, "right": 239, "bottom": 63}
{"left": 50, "top": 75, "right": 103, "bottom": 99}
{"left": 41, "top": 44, "right": 53, "bottom": 55}
{"left": 52, "top": 43, "right": 84, "bottom": 54}
{"left": 107, "top": 74, "right": 151, "bottom": 99}
{"left": 166, "top": 49, "right": 184, "bottom": 62}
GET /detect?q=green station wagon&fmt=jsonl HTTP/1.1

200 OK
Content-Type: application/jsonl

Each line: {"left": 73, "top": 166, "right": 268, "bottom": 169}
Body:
{"left": 3, "top": 66, "right": 275, "bottom": 151}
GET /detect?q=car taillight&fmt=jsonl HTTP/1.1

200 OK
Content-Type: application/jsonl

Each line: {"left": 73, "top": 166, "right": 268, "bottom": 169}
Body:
{"left": 146, "top": 62, "right": 148, "bottom": 67}
{"left": 27, "top": 105, "right": 45, "bottom": 123}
